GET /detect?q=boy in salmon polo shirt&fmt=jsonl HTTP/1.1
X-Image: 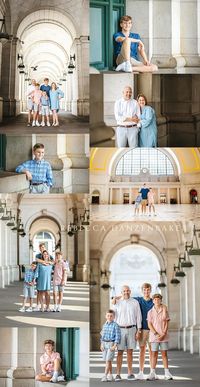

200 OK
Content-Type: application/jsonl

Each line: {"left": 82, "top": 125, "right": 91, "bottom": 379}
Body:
{"left": 147, "top": 294, "right": 173, "bottom": 381}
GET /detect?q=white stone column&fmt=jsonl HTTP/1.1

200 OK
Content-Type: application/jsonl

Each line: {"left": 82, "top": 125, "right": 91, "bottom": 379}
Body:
{"left": 119, "top": 188, "right": 123, "bottom": 204}
{"left": 7, "top": 328, "right": 35, "bottom": 387}
{"left": 149, "top": 0, "right": 177, "bottom": 67}
{"left": 74, "top": 36, "right": 89, "bottom": 117}
{"left": 129, "top": 188, "right": 132, "bottom": 204}
{"left": 167, "top": 188, "right": 170, "bottom": 204}
{"left": 158, "top": 188, "right": 160, "bottom": 204}
{"left": 190, "top": 254, "right": 200, "bottom": 354}
{"left": 166, "top": 249, "right": 181, "bottom": 348}
{"left": 75, "top": 325, "right": 89, "bottom": 384}
{"left": 82, "top": 227, "right": 89, "bottom": 283}
{"left": 180, "top": 275, "right": 187, "bottom": 351}
{"left": 109, "top": 188, "right": 113, "bottom": 205}
{"left": 1, "top": 37, "right": 18, "bottom": 117}
{"left": 184, "top": 266, "right": 195, "bottom": 352}
{"left": 180, "top": 0, "right": 200, "bottom": 67}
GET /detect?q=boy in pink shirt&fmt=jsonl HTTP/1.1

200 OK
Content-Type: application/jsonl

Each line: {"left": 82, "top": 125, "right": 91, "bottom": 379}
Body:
{"left": 53, "top": 251, "right": 67, "bottom": 312}
{"left": 147, "top": 294, "right": 173, "bottom": 380}
{"left": 31, "top": 83, "right": 42, "bottom": 127}
{"left": 147, "top": 188, "right": 156, "bottom": 217}
{"left": 35, "top": 339, "right": 65, "bottom": 383}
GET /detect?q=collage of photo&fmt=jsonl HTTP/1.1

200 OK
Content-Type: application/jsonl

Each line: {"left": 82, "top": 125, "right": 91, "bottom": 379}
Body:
{"left": 0, "top": 1, "right": 200, "bottom": 387}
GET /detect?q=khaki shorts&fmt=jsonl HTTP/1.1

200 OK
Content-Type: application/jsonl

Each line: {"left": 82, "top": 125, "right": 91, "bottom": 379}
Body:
{"left": 116, "top": 43, "right": 143, "bottom": 66}
{"left": 138, "top": 329, "right": 150, "bottom": 347}
{"left": 118, "top": 326, "right": 136, "bottom": 351}
{"left": 141, "top": 199, "right": 147, "bottom": 206}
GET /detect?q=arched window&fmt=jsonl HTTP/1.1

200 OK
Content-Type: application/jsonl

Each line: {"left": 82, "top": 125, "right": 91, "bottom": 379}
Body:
{"left": 115, "top": 148, "right": 175, "bottom": 176}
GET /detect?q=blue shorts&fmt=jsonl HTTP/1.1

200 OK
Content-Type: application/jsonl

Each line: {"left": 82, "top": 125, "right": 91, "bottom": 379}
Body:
{"left": 23, "top": 284, "right": 35, "bottom": 299}
{"left": 53, "top": 285, "right": 64, "bottom": 292}
{"left": 102, "top": 342, "right": 116, "bottom": 361}
{"left": 151, "top": 342, "right": 168, "bottom": 351}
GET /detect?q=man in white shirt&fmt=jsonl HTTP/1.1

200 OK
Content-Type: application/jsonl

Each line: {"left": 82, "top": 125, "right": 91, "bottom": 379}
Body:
{"left": 114, "top": 86, "right": 140, "bottom": 147}
{"left": 113, "top": 285, "right": 142, "bottom": 381}
{"left": 27, "top": 79, "right": 36, "bottom": 126}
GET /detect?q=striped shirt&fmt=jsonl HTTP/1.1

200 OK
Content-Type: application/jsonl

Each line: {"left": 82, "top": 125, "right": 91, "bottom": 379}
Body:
{"left": 24, "top": 268, "right": 38, "bottom": 284}
{"left": 16, "top": 159, "right": 53, "bottom": 186}
{"left": 100, "top": 321, "right": 121, "bottom": 344}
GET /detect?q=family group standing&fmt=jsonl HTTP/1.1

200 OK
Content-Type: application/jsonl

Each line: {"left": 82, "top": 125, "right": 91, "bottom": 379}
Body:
{"left": 134, "top": 183, "right": 156, "bottom": 217}
{"left": 100, "top": 284, "right": 173, "bottom": 382}
{"left": 27, "top": 78, "right": 64, "bottom": 127}
{"left": 19, "top": 244, "right": 68, "bottom": 313}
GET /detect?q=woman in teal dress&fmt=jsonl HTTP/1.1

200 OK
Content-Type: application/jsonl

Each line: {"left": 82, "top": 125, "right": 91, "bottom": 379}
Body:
{"left": 49, "top": 82, "right": 64, "bottom": 127}
{"left": 36, "top": 250, "right": 54, "bottom": 312}
{"left": 137, "top": 94, "right": 157, "bottom": 147}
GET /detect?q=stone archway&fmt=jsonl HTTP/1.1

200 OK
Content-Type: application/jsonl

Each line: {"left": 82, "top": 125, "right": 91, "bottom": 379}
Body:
{"left": 15, "top": 9, "right": 77, "bottom": 115}
{"left": 91, "top": 190, "right": 100, "bottom": 204}
{"left": 29, "top": 216, "right": 61, "bottom": 259}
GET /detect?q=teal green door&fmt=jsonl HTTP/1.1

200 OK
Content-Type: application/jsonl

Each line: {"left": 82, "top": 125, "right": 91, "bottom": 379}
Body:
{"left": 90, "top": 0, "right": 125, "bottom": 70}
{"left": 0, "top": 135, "right": 6, "bottom": 170}
{"left": 56, "top": 328, "right": 80, "bottom": 381}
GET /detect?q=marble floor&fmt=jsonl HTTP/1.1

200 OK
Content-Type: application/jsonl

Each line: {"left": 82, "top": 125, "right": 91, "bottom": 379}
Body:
{"left": 0, "top": 111, "right": 89, "bottom": 134}
{"left": 90, "top": 350, "right": 200, "bottom": 386}
{"left": 91, "top": 204, "right": 200, "bottom": 222}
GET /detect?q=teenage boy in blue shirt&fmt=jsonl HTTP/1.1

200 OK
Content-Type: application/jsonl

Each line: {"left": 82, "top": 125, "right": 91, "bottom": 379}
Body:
{"left": 114, "top": 15, "right": 158, "bottom": 73}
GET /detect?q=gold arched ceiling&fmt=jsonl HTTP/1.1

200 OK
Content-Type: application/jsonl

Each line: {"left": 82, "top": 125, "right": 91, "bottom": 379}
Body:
{"left": 90, "top": 148, "right": 200, "bottom": 175}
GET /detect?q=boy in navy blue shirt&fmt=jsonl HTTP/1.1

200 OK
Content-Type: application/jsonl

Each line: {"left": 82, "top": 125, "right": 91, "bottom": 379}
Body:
{"left": 114, "top": 15, "right": 158, "bottom": 73}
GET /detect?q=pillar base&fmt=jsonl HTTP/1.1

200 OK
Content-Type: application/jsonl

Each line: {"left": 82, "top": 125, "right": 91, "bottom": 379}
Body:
{"left": 3, "top": 99, "right": 16, "bottom": 117}
{"left": 189, "top": 325, "right": 200, "bottom": 354}
{"left": 6, "top": 367, "right": 35, "bottom": 387}
{"left": 73, "top": 264, "right": 87, "bottom": 282}
{"left": 77, "top": 99, "right": 89, "bottom": 117}
{"left": 152, "top": 55, "right": 184, "bottom": 68}
{"left": 82, "top": 264, "right": 90, "bottom": 283}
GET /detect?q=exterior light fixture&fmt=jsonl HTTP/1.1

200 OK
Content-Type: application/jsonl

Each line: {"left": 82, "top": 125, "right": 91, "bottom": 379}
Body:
{"left": 0, "top": 18, "right": 9, "bottom": 41}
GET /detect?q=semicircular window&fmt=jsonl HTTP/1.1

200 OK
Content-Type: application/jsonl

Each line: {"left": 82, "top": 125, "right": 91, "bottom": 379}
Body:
{"left": 115, "top": 148, "right": 175, "bottom": 176}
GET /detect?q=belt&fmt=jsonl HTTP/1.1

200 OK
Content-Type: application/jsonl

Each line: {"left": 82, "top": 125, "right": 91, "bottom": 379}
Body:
{"left": 102, "top": 340, "right": 114, "bottom": 342}
{"left": 120, "top": 325, "right": 136, "bottom": 329}
{"left": 119, "top": 125, "right": 136, "bottom": 128}
{"left": 31, "top": 182, "right": 45, "bottom": 186}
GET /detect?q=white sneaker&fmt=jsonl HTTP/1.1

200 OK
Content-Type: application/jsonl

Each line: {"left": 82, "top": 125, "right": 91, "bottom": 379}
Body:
{"left": 147, "top": 371, "right": 157, "bottom": 381}
{"left": 115, "top": 62, "right": 126, "bottom": 72}
{"left": 50, "top": 375, "right": 58, "bottom": 383}
{"left": 26, "top": 307, "right": 33, "bottom": 312}
{"left": 57, "top": 305, "right": 61, "bottom": 312}
{"left": 36, "top": 121, "right": 40, "bottom": 127}
{"left": 124, "top": 61, "right": 132, "bottom": 72}
{"left": 41, "top": 122, "right": 45, "bottom": 127}
{"left": 57, "top": 376, "right": 65, "bottom": 382}
{"left": 53, "top": 305, "right": 57, "bottom": 312}
{"left": 19, "top": 307, "right": 25, "bottom": 312}
{"left": 107, "top": 374, "right": 114, "bottom": 381}
{"left": 47, "top": 122, "right": 51, "bottom": 127}
{"left": 33, "top": 305, "right": 40, "bottom": 312}
{"left": 101, "top": 375, "right": 107, "bottom": 382}
{"left": 32, "top": 121, "right": 35, "bottom": 127}
{"left": 164, "top": 371, "right": 173, "bottom": 380}
{"left": 136, "top": 371, "right": 145, "bottom": 380}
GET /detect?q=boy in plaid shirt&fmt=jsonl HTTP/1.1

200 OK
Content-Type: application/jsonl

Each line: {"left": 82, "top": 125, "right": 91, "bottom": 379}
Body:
{"left": 19, "top": 261, "right": 38, "bottom": 312}
{"left": 100, "top": 309, "right": 121, "bottom": 382}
